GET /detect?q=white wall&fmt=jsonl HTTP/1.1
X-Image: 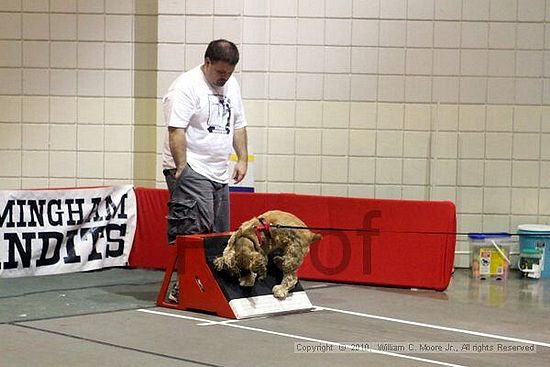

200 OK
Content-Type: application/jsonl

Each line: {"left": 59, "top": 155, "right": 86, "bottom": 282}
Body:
{"left": 0, "top": 0, "right": 158, "bottom": 189}
{"left": 2, "top": 0, "right": 550, "bottom": 267}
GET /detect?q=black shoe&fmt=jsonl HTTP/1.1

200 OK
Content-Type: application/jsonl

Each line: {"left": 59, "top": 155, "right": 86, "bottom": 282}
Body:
{"left": 168, "top": 282, "right": 179, "bottom": 304}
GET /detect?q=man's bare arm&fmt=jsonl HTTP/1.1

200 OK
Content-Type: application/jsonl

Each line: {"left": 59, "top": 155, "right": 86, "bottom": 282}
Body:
{"left": 168, "top": 126, "right": 187, "bottom": 178}
{"left": 232, "top": 127, "right": 248, "bottom": 184}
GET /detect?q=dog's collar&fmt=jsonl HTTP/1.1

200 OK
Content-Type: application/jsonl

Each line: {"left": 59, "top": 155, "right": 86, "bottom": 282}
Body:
{"left": 254, "top": 217, "right": 272, "bottom": 246}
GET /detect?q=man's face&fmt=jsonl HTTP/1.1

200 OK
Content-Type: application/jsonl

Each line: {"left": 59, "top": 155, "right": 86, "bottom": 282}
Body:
{"left": 203, "top": 58, "right": 236, "bottom": 87}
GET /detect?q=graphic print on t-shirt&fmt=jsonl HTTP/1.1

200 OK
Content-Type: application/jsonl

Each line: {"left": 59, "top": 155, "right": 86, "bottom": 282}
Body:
{"left": 207, "top": 94, "right": 231, "bottom": 134}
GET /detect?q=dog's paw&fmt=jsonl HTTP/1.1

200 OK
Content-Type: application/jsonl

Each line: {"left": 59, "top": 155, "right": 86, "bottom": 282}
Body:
{"left": 272, "top": 285, "right": 288, "bottom": 300}
{"left": 213, "top": 257, "right": 224, "bottom": 271}
{"left": 239, "top": 273, "right": 257, "bottom": 287}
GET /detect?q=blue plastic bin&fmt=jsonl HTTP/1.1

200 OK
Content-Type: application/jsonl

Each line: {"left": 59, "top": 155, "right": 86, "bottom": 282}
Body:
{"left": 518, "top": 224, "right": 550, "bottom": 278}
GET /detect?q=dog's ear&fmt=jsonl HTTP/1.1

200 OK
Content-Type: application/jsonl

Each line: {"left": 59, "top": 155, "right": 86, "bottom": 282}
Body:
{"left": 216, "top": 251, "right": 238, "bottom": 276}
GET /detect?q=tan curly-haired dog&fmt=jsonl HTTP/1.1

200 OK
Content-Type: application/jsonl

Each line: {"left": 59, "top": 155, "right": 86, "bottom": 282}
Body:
{"left": 213, "top": 210, "right": 322, "bottom": 300}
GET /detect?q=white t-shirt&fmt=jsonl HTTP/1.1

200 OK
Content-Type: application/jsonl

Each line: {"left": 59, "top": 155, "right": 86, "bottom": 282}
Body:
{"left": 162, "top": 65, "right": 247, "bottom": 183}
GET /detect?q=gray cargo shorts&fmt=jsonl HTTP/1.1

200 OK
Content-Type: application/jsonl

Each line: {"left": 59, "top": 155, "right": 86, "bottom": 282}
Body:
{"left": 165, "top": 165, "right": 230, "bottom": 244}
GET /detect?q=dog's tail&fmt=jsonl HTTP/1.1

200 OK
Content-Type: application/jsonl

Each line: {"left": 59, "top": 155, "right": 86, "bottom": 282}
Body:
{"left": 310, "top": 232, "right": 322, "bottom": 243}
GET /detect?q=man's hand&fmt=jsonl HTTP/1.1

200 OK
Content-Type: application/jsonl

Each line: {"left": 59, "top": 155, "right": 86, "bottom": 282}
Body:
{"left": 232, "top": 127, "right": 248, "bottom": 184}
{"left": 175, "top": 165, "right": 186, "bottom": 180}
{"left": 232, "top": 160, "right": 248, "bottom": 184}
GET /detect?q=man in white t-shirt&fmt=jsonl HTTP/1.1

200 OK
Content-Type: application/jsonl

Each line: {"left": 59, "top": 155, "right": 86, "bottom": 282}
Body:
{"left": 162, "top": 39, "right": 248, "bottom": 302}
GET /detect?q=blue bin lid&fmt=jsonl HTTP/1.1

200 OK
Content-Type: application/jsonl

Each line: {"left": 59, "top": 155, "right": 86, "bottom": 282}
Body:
{"left": 468, "top": 232, "right": 512, "bottom": 240}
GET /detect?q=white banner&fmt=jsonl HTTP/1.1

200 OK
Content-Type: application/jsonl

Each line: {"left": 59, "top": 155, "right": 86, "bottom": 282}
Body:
{"left": 0, "top": 185, "right": 137, "bottom": 278}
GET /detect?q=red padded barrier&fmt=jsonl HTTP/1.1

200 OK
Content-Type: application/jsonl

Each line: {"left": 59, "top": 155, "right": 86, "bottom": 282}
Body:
{"left": 129, "top": 187, "right": 172, "bottom": 269}
{"left": 130, "top": 188, "right": 456, "bottom": 291}
{"left": 229, "top": 193, "right": 456, "bottom": 291}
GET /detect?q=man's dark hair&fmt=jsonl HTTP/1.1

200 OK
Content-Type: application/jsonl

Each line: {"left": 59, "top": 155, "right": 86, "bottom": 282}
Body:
{"left": 204, "top": 39, "right": 240, "bottom": 65}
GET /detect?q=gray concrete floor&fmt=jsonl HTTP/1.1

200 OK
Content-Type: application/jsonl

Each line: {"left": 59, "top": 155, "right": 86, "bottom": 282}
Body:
{"left": 1, "top": 268, "right": 549, "bottom": 366}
